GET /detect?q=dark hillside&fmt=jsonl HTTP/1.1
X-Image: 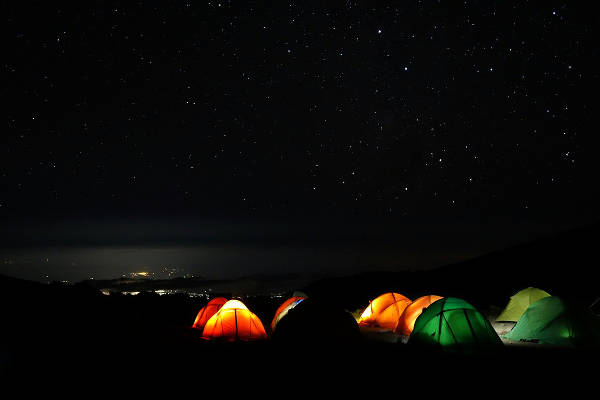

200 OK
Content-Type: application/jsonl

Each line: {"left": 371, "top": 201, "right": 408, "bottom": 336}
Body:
{"left": 303, "top": 223, "right": 600, "bottom": 311}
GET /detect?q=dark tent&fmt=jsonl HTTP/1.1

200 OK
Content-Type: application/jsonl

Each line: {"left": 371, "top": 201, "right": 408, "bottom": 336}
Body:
{"left": 270, "top": 298, "right": 363, "bottom": 344}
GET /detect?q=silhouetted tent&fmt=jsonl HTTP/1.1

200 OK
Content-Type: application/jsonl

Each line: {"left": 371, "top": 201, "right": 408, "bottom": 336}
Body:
{"left": 271, "top": 296, "right": 307, "bottom": 332}
{"left": 357, "top": 292, "right": 411, "bottom": 331}
{"left": 504, "top": 296, "right": 600, "bottom": 347}
{"left": 395, "top": 295, "right": 443, "bottom": 336}
{"left": 409, "top": 297, "right": 503, "bottom": 351}
{"left": 271, "top": 298, "right": 362, "bottom": 344}
{"left": 496, "top": 287, "right": 550, "bottom": 322}
{"left": 192, "top": 297, "right": 228, "bottom": 330}
{"left": 202, "top": 300, "right": 267, "bottom": 341}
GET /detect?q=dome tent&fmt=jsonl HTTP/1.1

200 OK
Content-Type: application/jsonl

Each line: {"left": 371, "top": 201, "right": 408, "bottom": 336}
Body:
{"left": 496, "top": 287, "right": 550, "bottom": 322}
{"left": 271, "top": 298, "right": 362, "bottom": 344}
{"left": 409, "top": 297, "right": 503, "bottom": 351}
{"left": 395, "top": 295, "right": 443, "bottom": 336}
{"left": 504, "top": 296, "right": 600, "bottom": 347}
{"left": 271, "top": 296, "right": 307, "bottom": 332}
{"left": 357, "top": 292, "right": 411, "bottom": 331}
{"left": 202, "top": 300, "right": 267, "bottom": 341}
{"left": 192, "top": 297, "right": 228, "bottom": 330}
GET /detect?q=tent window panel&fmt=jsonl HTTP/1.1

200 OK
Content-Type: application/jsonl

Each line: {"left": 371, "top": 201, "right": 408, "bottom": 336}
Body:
{"left": 444, "top": 310, "right": 472, "bottom": 345}
{"left": 221, "top": 310, "right": 237, "bottom": 337}
{"left": 439, "top": 313, "right": 459, "bottom": 346}
{"left": 238, "top": 312, "right": 252, "bottom": 337}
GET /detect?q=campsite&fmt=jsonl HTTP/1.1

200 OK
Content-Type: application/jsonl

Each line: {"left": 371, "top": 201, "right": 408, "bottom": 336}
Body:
{"left": 4, "top": 1, "right": 599, "bottom": 392}
{"left": 2, "top": 224, "right": 598, "bottom": 387}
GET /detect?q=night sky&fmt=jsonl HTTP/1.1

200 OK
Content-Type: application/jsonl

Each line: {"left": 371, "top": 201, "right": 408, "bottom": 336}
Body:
{"left": 3, "top": 2, "right": 599, "bottom": 280}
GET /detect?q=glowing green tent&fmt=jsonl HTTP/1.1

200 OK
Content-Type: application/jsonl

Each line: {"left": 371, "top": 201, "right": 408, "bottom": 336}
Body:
{"left": 496, "top": 287, "right": 551, "bottom": 322}
{"left": 504, "top": 296, "right": 600, "bottom": 347}
{"left": 409, "top": 297, "right": 503, "bottom": 351}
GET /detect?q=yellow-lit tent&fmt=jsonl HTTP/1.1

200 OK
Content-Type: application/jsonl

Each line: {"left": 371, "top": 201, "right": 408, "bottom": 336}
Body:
{"left": 202, "top": 300, "right": 267, "bottom": 341}
{"left": 496, "top": 287, "right": 551, "bottom": 322}
{"left": 358, "top": 292, "right": 411, "bottom": 331}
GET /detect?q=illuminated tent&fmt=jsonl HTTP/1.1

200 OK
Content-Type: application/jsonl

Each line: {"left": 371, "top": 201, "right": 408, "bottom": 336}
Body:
{"left": 409, "top": 297, "right": 503, "bottom": 351}
{"left": 271, "top": 296, "right": 307, "bottom": 332}
{"left": 496, "top": 287, "right": 550, "bottom": 322}
{"left": 395, "top": 295, "right": 443, "bottom": 336}
{"left": 504, "top": 296, "right": 600, "bottom": 347}
{"left": 271, "top": 298, "right": 362, "bottom": 344}
{"left": 202, "top": 300, "right": 267, "bottom": 341}
{"left": 358, "top": 292, "right": 411, "bottom": 331}
{"left": 192, "top": 297, "right": 228, "bottom": 330}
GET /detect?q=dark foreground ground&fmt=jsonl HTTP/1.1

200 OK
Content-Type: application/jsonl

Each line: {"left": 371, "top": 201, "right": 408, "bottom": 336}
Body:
{"left": 3, "top": 331, "right": 598, "bottom": 394}
{"left": 1, "top": 277, "right": 597, "bottom": 392}
{"left": 3, "top": 317, "right": 598, "bottom": 388}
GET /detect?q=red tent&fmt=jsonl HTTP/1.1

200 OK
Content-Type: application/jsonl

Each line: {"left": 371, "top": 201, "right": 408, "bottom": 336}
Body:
{"left": 192, "top": 297, "right": 228, "bottom": 330}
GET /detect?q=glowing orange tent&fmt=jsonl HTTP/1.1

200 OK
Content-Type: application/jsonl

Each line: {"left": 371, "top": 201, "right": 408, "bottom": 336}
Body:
{"left": 202, "top": 300, "right": 267, "bottom": 341}
{"left": 271, "top": 296, "right": 307, "bottom": 332}
{"left": 358, "top": 292, "right": 412, "bottom": 331}
{"left": 395, "top": 295, "right": 443, "bottom": 336}
{"left": 192, "top": 297, "right": 228, "bottom": 330}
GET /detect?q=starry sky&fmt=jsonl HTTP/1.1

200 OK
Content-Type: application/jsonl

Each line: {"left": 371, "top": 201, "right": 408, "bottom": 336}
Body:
{"left": 4, "top": 1, "right": 599, "bottom": 250}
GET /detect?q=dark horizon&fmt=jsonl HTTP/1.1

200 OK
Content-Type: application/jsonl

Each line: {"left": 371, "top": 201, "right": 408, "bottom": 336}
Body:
{"left": 4, "top": 2, "right": 599, "bottom": 282}
{"left": 1, "top": 217, "right": 595, "bottom": 283}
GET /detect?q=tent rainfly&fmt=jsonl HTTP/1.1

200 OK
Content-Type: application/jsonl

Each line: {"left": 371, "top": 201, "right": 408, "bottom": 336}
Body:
{"left": 192, "top": 297, "right": 228, "bottom": 330}
{"left": 396, "top": 295, "right": 443, "bottom": 336}
{"left": 358, "top": 292, "right": 412, "bottom": 331}
{"left": 496, "top": 287, "right": 550, "bottom": 322}
{"left": 409, "top": 297, "right": 503, "bottom": 351}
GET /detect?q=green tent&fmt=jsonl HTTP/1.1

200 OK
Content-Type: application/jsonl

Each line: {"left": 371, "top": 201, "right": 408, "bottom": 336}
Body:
{"left": 409, "top": 297, "right": 503, "bottom": 351}
{"left": 504, "top": 296, "right": 600, "bottom": 347}
{"left": 496, "top": 287, "right": 551, "bottom": 322}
